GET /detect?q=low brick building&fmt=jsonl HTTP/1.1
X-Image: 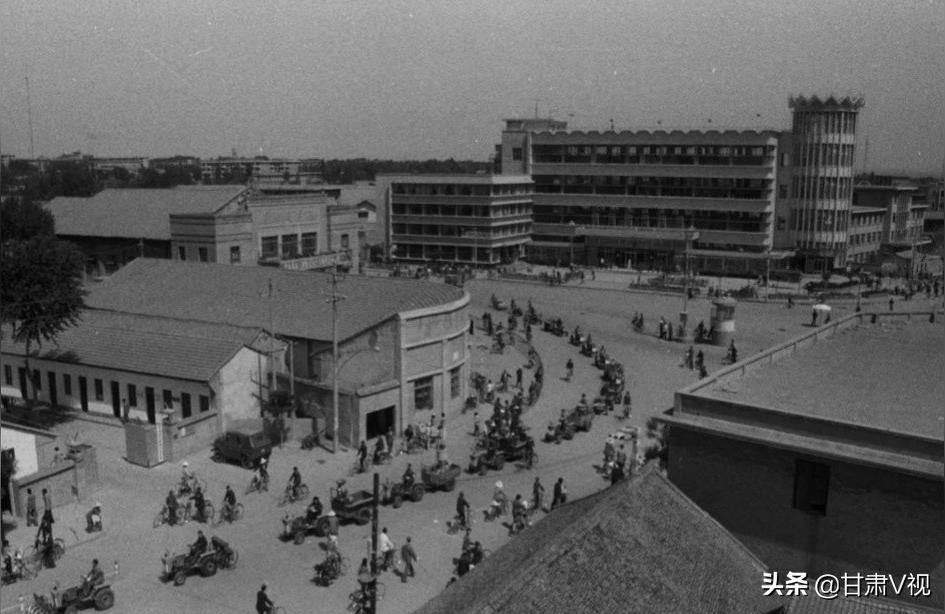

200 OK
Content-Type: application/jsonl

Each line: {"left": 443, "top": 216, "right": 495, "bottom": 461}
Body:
{"left": 658, "top": 313, "right": 944, "bottom": 610}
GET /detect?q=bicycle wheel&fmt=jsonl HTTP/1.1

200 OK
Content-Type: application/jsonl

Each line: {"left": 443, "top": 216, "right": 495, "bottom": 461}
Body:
{"left": 298, "top": 484, "right": 310, "bottom": 498}
{"left": 277, "top": 492, "right": 290, "bottom": 507}
{"left": 53, "top": 538, "right": 66, "bottom": 559}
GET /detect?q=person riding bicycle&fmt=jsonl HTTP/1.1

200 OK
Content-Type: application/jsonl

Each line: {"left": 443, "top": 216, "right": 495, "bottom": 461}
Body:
{"left": 305, "top": 496, "right": 323, "bottom": 523}
{"left": 179, "top": 461, "right": 194, "bottom": 495}
{"left": 402, "top": 464, "right": 415, "bottom": 489}
{"left": 288, "top": 467, "right": 302, "bottom": 500}
{"left": 256, "top": 583, "right": 274, "bottom": 614}
{"left": 222, "top": 486, "right": 237, "bottom": 520}
{"left": 253, "top": 458, "right": 269, "bottom": 491}
{"left": 80, "top": 558, "right": 104, "bottom": 596}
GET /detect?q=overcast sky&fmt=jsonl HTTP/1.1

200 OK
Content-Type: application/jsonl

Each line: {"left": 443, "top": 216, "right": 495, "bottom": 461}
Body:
{"left": 1, "top": 0, "right": 942, "bottom": 174}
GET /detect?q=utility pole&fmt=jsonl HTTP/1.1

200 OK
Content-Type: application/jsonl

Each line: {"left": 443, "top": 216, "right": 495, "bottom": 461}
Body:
{"left": 327, "top": 268, "right": 347, "bottom": 452}
{"left": 370, "top": 472, "right": 379, "bottom": 614}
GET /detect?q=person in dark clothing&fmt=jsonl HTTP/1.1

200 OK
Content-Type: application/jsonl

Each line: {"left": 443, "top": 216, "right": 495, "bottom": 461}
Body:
{"left": 189, "top": 530, "right": 208, "bottom": 560}
{"left": 357, "top": 441, "right": 368, "bottom": 472}
{"left": 455, "top": 492, "right": 471, "bottom": 529}
{"left": 551, "top": 478, "right": 566, "bottom": 509}
{"left": 165, "top": 490, "right": 178, "bottom": 526}
{"left": 256, "top": 584, "right": 274, "bottom": 614}
{"left": 192, "top": 486, "right": 207, "bottom": 523}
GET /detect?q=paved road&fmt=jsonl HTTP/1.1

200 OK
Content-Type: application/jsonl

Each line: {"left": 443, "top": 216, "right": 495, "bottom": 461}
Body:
{"left": 3, "top": 280, "right": 940, "bottom": 614}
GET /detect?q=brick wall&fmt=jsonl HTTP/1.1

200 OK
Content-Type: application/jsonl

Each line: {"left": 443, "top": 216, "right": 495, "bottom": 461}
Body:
{"left": 668, "top": 428, "right": 943, "bottom": 609}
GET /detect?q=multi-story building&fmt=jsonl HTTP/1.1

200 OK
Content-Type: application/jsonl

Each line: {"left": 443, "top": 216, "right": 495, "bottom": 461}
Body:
{"left": 847, "top": 206, "right": 885, "bottom": 264}
{"left": 852, "top": 184, "right": 926, "bottom": 249}
{"left": 199, "top": 157, "right": 322, "bottom": 184}
{"left": 780, "top": 95, "right": 864, "bottom": 271}
{"left": 378, "top": 174, "right": 534, "bottom": 267}
{"left": 498, "top": 119, "right": 787, "bottom": 275}
{"left": 497, "top": 95, "right": 869, "bottom": 274}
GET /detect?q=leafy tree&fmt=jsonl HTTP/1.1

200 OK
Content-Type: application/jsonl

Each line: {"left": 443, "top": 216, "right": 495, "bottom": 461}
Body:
{"left": 0, "top": 197, "right": 55, "bottom": 242}
{"left": 0, "top": 235, "right": 87, "bottom": 399}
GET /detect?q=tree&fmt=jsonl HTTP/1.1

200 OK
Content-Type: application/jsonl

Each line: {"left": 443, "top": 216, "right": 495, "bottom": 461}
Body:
{"left": 0, "top": 197, "right": 55, "bottom": 242}
{"left": 0, "top": 235, "right": 87, "bottom": 400}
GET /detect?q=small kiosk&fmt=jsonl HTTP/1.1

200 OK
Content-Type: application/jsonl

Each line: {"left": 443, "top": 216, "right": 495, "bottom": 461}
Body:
{"left": 710, "top": 297, "right": 737, "bottom": 346}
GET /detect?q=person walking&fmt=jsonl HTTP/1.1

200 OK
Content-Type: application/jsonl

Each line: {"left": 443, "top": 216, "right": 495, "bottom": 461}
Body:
{"left": 378, "top": 527, "right": 396, "bottom": 571}
{"left": 565, "top": 358, "right": 574, "bottom": 380}
{"left": 400, "top": 536, "right": 417, "bottom": 582}
{"left": 551, "top": 477, "right": 566, "bottom": 509}
{"left": 41, "top": 488, "right": 53, "bottom": 523}
{"left": 456, "top": 492, "right": 471, "bottom": 529}
{"left": 532, "top": 477, "right": 545, "bottom": 513}
{"left": 515, "top": 367, "right": 523, "bottom": 389}
{"left": 26, "top": 488, "right": 37, "bottom": 527}
{"left": 357, "top": 441, "right": 368, "bottom": 472}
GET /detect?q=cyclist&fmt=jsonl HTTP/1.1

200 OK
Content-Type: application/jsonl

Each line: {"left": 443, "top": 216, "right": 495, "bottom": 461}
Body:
{"left": 254, "top": 457, "right": 269, "bottom": 491}
{"left": 288, "top": 467, "right": 302, "bottom": 501}
{"left": 222, "top": 485, "right": 237, "bottom": 521}
{"left": 256, "top": 583, "right": 274, "bottom": 614}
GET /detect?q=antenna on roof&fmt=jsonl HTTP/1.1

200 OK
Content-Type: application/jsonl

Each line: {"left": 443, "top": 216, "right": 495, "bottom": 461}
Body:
{"left": 532, "top": 99, "right": 540, "bottom": 118}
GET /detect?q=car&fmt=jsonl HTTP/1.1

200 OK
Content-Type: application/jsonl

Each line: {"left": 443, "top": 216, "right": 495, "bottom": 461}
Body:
{"left": 210, "top": 431, "right": 272, "bottom": 469}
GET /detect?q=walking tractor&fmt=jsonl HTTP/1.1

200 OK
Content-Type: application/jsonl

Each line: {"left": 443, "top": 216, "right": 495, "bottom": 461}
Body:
{"left": 160, "top": 536, "right": 238, "bottom": 586}
{"left": 421, "top": 463, "right": 461, "bottom": 492}
{"left": 329, "top": 486, "right": 374, "bottom": 525}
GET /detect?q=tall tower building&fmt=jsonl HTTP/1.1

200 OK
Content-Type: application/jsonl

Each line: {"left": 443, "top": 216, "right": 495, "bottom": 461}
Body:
{"left": 785, "top": 94, "right": 864, "bottom": 272}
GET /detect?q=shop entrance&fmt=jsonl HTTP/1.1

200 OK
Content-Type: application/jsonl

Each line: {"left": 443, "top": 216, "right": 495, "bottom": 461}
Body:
{"left": 365, "top": 406, "right": 395, "bottom": 440}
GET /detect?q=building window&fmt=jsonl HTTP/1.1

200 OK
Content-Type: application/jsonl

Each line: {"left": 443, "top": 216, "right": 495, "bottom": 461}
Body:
{"left": 127, "top": 384, "right": 137, "bottom": 407}
{"left": 199, "top": 395, "right": 210, "bottom": 413}
{"left": 793, "top": 459, "right": 830, "bottom": 515}
{"left": 178, "top": 246, "right": 186, "bottom": 260}
{"left": 281, "top": 234, "right": 299, "bottom": 259}
{"left": 230, "top": 246, "right": 241, "bottom": 263}
{"left": 163, "top": 389, "right": 173, "bottom": 409}
{"left": 450, "top": 367, "right": 461, "bottom": 399}
{"left": 778, "top": 185, "right": 788, "bottom": 199}
{"left": 512, "top": 147, "right": 523, "bottom": 161}
{"left": 94, "top": 379, "right": 104, "bottom": 401}
{"left": 301, "top": 232, "right": 318, "bottom": 256}
{"left": 341, "top": 234, "right": 350, "bottom": 250}
{"left": 198, "top": 247, "right": 209, "bottom": 262}
{"left": 414, "top": 376, "right": 433, "bottom": 410}
{"left": 32, "top": 369, "right": 41, "bottom": 390}
{"left": 261, "top": 236, "right": 278, "bottom": 259}
{"left": 63, "top": 374, "right": 72, "bottom": 396}
{"left": 3, "top": 365, "right": 11, "bottom": 385}
{"left": 181, "top": 393, "right": 192, "bottom": 418}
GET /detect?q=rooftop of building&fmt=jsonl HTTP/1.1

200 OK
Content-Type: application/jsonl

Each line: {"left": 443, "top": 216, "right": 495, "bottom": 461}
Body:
{"left": 527, "top": 128, "right": 783, "bottom": 142}
{"left": 414, "top": 465, "right": 780, "bottom": 614}
{"left": 699, "top": 319, "right": 944, "bottom": 441}
{"left": 1, "top": 308, "right": 267, "bottom": 382}
{"left": 45, "top": 186, "right": 249, "bottom": 240}
{"left": 377, "top": 173, "right": 533, "bottom": 184}
{"left": 86, "top": 258, "right": 467, "bottom": 342}
{"left": 788, "top": 94, "right": 865, "bottom": 110}
{"left": 785, "top": 594, "right": 942, "bottom": 614}
{"left": 854, "top": 184, "right": 919, "bottom": 192}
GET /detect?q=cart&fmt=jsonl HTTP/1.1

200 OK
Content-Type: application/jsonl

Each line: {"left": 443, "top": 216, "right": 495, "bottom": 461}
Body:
{"left": 421, "top": 463, "right": 461, "bottom": 492}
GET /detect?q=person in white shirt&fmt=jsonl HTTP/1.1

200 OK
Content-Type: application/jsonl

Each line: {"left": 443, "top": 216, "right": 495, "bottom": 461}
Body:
{"left": 378, "top": 527, "right": 395, "bottom": 571}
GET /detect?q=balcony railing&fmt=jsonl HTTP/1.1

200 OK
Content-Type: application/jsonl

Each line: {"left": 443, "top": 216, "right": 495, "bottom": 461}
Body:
{"left": 263, "top": 250, "right": 352, "bottom": 271}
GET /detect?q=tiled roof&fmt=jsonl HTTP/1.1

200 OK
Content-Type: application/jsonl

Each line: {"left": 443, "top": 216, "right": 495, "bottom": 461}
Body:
{"left": 414, "top": 465, "right": 782, "bottom": 614}
{"left": 86, "top": 258, "right": 467, "bottom": 342}
{"left": 1, "top": 309, "right": 262, "bottom": 382}
{"left": 785, "top": 595, "right": 941, "bottom": 614}
{"left": 46, "top": 186, "right": 249, "bottom": 240}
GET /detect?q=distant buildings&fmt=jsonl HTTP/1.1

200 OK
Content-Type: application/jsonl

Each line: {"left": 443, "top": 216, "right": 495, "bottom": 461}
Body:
{"left": 377, "top": 174, "right": 534, "bottom": 267}
{"left": 495, "top": 94, "right": 935, "bottom": 274}
{"left": 658, "top": 315, "right": 944, "bottom": 609}
{"left": 198, "top": 156, "right": 323, "bottom": 184}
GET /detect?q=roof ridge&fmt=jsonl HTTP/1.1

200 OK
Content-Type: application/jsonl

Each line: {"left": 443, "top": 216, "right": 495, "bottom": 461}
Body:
{"left": 85, "top": 308, "right": 264, "bottom": 337}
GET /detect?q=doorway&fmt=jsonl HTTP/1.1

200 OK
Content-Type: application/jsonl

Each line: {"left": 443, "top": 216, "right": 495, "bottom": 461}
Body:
{"left": 47, "top": 372, "right": 58, "bottom": 407}
{"left": 110, "top": 381, "right": 120, "bottom": 418}
{"left": 79, "top": 377, "right": 88, "bottom": 411}
{"left": 145, "top": 387, "right": 156, "bottom": 424}
{"left": 365, "top": 406, "right": 395, "bottom": 440}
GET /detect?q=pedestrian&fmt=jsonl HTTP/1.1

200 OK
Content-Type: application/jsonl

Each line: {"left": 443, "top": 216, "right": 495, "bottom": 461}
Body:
{"left": 379, "top": 527, "right": 395, "bottom": 571}
{"left": 386, "top": 428, "right": 394, "bottom": 455}
{"left": 326, "top": 510, "right": 339, "bottom": 545}
{"left": 26, "top": 488, "right": 37, "bottom": 526}
{"left": 622, "top": 391, "right": 631, "bottom": 418}
{"left": 616, "top": 445, "right": 628, "bottom": 472}
{"left": 473, "top": 412, "right": 481, "bottom": 438}
{"left": 469, "top": 318, "right": 475, "bottom": 335}
{"left": 551, "top": 477, "right": 566, "bottom": 509}
{"left": 121, "top": 398, "right": 130, "bottom": 423}
{"left": 42, "top": 488, "right": 53, "bottom": 523}
{"left": 515, "top": 367, "right": 523, "bottom": 389}
{"left": 889, "top": 297, "right": 894, "bottom": 311}
{"left": 684, "top": 346, "right": 694, "bottom": 370}
{"left": 610, "top": 462, "right": 625, "bottom": 484}
{"left": 695, "top": 350, "right": 704, "bottom": 372}
{"left": 357, "top": 441, "right": 368, "bottom": 472}
{"left": 486, "top": 379, "right": 494, "bottom": 402}
{"left": 400, "top": 537, "right": 417, "bottom": 582}
{"left": 565, "top": 358, "right": 574, "bottom": 380}
{"left": 456, "top": 492, "right": 471, "bottom": 529}
{"left": 532, "top": 476, "right": 545, "bottom": 512}
{"left": 256, "top": 584, "right": 274, "bottom": 614}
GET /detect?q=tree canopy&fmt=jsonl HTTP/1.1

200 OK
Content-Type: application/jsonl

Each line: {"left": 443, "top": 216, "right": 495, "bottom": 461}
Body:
{"left": 1, "top": 235, "right": 87, "bottom": 396}
{"left": 0, "top": 197, "right": 55, "bottom": 242}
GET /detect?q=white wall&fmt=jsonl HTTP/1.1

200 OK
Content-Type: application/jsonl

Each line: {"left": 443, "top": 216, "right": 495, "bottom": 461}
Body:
{"left": 0, "top": 427, "right": 38, "bottom": 478}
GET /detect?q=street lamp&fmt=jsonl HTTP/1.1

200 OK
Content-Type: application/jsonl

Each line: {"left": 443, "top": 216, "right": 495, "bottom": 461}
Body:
{"left": 680, "top": 224, "right": 699, "bottom": 340}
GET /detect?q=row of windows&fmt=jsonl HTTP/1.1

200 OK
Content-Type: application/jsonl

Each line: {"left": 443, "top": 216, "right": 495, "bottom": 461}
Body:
{"left": 849, "top": 233, "right": 881, "bottom": 246}
{"left": 392, "top": 183, "right": 531, "bottom": 197}
{"left": 2, "top": 366, "right": 210, "bottom": 420}
{"left": 790, "top": 209, "right": 850, "bottom": 233}
{"left": 412, "top": 367, "right": 462, "bottom": 410}
{"left": 533, "top": 174, "right": 770, "bottom": 200}
{"left": 533, "top": 206, "right": 768, "bottom": 233}
{"left": 851, "top": 213, "right": 883, "bottom": 227}
{"left": 793, "top": 110, "right": 857, "bottom": 137}
{"left": 178, "top": 245, "right": 210, "bottom": 262}
{"left": 391, "top": 203, "right": 531, "bottom": 218}
{"left": 791, "top": 176, "right": 854, "bottom": 201}
{"left": 260, "top": 232, "right": 318, "bottom": 260}
{"left": 794, "top": 143, "right": 855, "bottom": 168}
{"left": 393, "top": 223, "right": 531, "bottom": 238}
{"left": 534, "top": 144, "right": 771, "bottom": 161}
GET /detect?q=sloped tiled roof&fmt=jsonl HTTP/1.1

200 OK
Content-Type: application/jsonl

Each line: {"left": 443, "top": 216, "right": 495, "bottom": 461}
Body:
{"left": 414, "top": 465, "right": 782, "bottom": 614}
{"left": 785, "top": 594, "right": 940, "bottom": 614}
{"left": 46, "top": 186, "right": 249, "bottom": 240}
{"left": 1, "top": 309, "right": 263, "bottom": 382}
{"left": 86, "top": 258, "right": 467, "bottom": 342}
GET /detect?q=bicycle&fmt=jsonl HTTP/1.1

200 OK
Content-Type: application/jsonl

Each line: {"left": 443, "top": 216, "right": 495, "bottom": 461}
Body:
{"left": 277, "top": 483, "right": 310, "bottom": 507}
{"left": 23, "top": 538, "right": 66, "bottom": 571}
{"left": 153, "top": 503, "right": 186, "bottom": 528}
{"left": 246, "top": 474, "right": 270, "bottom": 495}
{"left": 347, "top": 582, "right": 385, "bottom": 613}
{"left": 213, "top": 501, "right": 244, "bottom": 525}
